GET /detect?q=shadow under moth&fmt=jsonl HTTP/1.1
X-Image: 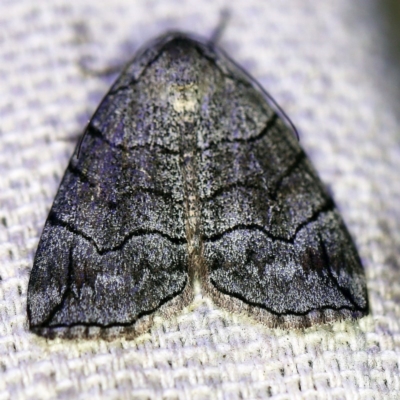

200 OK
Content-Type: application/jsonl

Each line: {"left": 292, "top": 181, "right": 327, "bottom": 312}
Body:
{"left": 27, "top": 31, "right": 368, "bottom": 337}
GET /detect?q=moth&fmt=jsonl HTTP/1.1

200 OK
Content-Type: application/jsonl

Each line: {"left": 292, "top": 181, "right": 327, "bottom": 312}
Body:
{"left": 28, "top": 31, "right": 368, "bottom": 336}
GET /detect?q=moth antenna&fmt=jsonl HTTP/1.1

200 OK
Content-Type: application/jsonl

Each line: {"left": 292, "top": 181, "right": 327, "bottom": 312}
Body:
{"left": 210, "top": 9, "right": 231, "bottom": 45}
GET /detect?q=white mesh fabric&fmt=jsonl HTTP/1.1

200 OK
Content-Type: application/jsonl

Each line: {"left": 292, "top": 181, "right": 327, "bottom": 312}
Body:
{"left": 1, "top": 1, "right": 400, "bottom": 398}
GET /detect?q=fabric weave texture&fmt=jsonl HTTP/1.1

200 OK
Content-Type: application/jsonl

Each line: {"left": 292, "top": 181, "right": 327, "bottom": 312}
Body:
{"left": 1, "top": 1, "right": 400, "bottom": 399}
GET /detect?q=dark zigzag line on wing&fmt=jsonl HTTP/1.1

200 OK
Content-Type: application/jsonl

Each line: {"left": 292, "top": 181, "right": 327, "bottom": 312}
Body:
{"left": 87, "top": 113, "right": 278, "bottom": 158}
{"left": 33, "top": 275, "right": 188, "bottom": 329}
{"left": 318, "top": 235, "right": 368, "bottom": 312}
{"left": 269, "top": 151, "right": 306, "bottom": 201}
{"left": 87, "top": 108, "right": 277, "bottom": 156}
{"left": 34, "top": 276, "right": 188, "bottom": 329}
{"left": 67, "top": 163, "right": 183, "bottom": 204}
{"left": 104, "top": 40, "right": 275, "bottom": 138}
{"left": 203, "top": 182, "right": 266, "bottom": 202}
{"left": 204, "top": 199, "right": 335, "bottom": 244}
{"left": 202, "top": 152, "right": 306, "bottom": 202}
{"left": 47, "top": 211, "right": 186, "bottom": 255}
{"left": 208, "top": 200, "right": 366, "bottom": 314}
{"left": 34, "top": 249, "right": 188, "bottom": 329}
{"left": 202, "top": 113, "right": 278, "bottom": 152}
{"left": 35, "top": 247, "right": 75, "bottom": 328}
{"left": 86, "top": 44, "right": 278, "bottom": 155}
{"left": 209, "top": 279, "right": 366, "bottom": 315}
{"left": 84, "top": 124, "right": 181, "bottom": 155}
{"left": 194, "top": 45, "right": 300, "bottom": 141}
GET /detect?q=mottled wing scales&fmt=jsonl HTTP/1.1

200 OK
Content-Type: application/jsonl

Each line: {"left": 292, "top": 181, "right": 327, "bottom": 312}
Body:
{"left": 29, "top": 226, "right": 187, "bottom": 327}
{"left": 28, "top": 33, "right": 368, "bottom": 333}
{"left": 28, "top": 49, "right": 189, "bottom": 330}
{"left": 199, "top": 53, "right": 368, "bottom": 322}
{"left": 205, "top": 211, "right": 366, "bottom": 314}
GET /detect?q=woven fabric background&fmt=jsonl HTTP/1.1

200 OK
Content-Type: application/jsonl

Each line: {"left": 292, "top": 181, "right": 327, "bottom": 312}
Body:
{"left": 1, "top": 1, "right": 400, "bottom": 399}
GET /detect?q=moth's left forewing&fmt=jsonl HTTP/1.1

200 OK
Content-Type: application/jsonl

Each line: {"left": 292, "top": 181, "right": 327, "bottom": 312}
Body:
{"left": 27, "top": 34, "right": 197, "bottom": 337}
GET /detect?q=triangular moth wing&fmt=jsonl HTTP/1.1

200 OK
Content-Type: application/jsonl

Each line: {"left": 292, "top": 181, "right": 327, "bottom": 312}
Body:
{"left": 27, "top": 34, "right": 197, "bottom": 334}
{"left": 196, "top": 39, "right": 368, "bottom": 327}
